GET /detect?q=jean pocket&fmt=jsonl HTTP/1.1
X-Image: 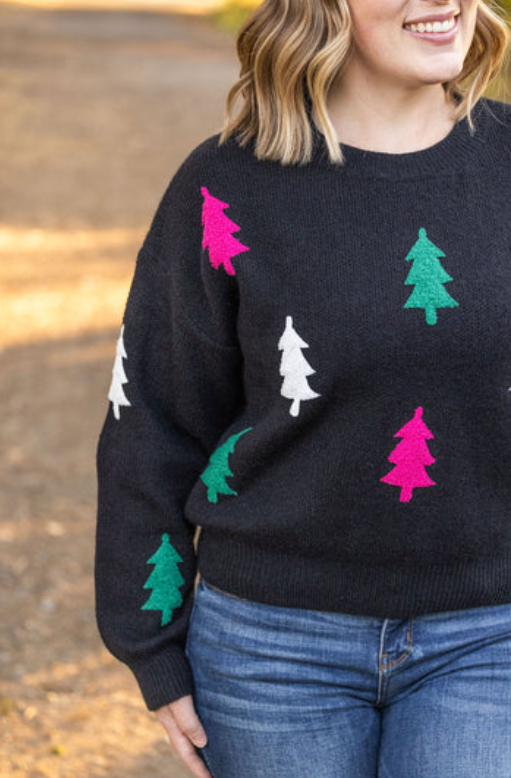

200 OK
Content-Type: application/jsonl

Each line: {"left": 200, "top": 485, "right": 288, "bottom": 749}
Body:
{"left": 186, "top": 578, "right": 248, "bottom": 661}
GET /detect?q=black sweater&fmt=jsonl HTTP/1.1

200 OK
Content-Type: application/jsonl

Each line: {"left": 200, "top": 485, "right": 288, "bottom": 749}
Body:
{"left": 96, "top": 99, "right": 511, "bottom": 710}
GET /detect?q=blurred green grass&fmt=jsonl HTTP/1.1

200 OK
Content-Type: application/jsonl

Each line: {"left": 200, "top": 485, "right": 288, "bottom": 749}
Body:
{"left": 212, "top": 0, "right": 257, "bottom": 31}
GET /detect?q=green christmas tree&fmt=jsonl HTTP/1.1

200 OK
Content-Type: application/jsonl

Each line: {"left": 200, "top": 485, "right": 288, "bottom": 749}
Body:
{"left": 404, "top": 228, "right": 459, "bottom": 326}
{"left": 141, "top": 534, "right": 184, "bottom": 626}
{"left": 201, "top": 428, "right": 252, "bottom": 504}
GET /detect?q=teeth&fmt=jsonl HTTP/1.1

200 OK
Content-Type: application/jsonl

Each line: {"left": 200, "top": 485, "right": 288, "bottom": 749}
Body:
{"left": 406, "top": 16, "right": 456, "bottom": 33}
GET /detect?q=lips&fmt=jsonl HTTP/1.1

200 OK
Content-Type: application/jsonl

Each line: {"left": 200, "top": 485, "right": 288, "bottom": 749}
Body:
{"left": 403, "top": 10, "right": 460, "bottom": 36}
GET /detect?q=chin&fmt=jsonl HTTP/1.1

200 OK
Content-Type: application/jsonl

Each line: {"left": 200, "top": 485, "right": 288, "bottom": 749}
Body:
{"left": 415, "top": 58, "right": 465, "bottom": 86}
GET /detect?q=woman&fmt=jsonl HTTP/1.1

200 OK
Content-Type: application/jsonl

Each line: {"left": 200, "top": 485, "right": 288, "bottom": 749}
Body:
{"left": 96, "top": 1, "right": 511, "bottom": 776}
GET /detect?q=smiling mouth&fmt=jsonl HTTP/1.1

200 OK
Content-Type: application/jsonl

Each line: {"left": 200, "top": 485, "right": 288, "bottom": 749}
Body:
{"left": 404, "top": 15, "right": 458, "bottom": 34}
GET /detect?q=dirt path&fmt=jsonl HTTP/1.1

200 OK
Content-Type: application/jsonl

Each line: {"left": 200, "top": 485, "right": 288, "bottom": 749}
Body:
{"left": 0, "top": 4, "right": 237, "bottom": 775}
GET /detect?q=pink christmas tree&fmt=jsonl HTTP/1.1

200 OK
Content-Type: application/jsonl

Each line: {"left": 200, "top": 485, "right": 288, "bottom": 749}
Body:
{"left": 201, "top": 187, "right": 249, "bottom": 276}
{"left": 381, "top": 407, "right": 436, "bottom": 503}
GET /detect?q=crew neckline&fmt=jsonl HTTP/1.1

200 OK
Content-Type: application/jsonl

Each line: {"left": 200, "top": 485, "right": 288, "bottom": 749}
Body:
{"left": 310, "top": 100, "right": 488, "bottom": 179}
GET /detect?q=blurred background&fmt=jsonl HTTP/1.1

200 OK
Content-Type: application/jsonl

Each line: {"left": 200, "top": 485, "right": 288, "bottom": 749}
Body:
{"left": 0, "top": 1, "right": 509, "bottom": 776}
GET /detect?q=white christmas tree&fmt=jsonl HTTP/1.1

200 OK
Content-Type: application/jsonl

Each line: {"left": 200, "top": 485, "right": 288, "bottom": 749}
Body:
{"left": 108, "top": 324, "right": 131, "bottom": 420}
{"left": 278, "top": 316, "right": 320, "bottom": 417}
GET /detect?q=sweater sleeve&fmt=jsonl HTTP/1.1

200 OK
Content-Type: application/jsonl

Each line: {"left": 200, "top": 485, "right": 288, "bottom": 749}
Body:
{"left": 95, "top": 143, "right": 243, "bottom": 710}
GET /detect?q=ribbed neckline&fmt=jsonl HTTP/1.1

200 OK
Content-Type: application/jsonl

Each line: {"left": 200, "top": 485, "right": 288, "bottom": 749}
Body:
{"left": 310, "top": 100, "right": 489, "bottom": 180}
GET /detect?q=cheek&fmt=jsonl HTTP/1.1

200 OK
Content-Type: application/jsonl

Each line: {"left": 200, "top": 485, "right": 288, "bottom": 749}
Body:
{"left": 351, "top": 21, "right": 393, "bottom": 63}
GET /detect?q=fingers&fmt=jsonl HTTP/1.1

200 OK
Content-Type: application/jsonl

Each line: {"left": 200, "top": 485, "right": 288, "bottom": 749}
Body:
{"left": 163, "top": 714, "right": 211, "bottom": 778}
{"left": 169, "top": 695, "right": 208, "bottom": 748}
{"left": 156, "top": 696, "right": 212, "bottom": 778}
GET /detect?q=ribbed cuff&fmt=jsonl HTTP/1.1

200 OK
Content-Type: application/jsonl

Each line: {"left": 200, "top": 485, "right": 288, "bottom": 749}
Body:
{"left": 130, "top": 646, "right": 194, "bottom": 711}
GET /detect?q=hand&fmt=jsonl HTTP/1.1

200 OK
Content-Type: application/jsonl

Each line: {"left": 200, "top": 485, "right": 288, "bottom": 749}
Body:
{"left": 156, "top": 695, "right": 212, "bottom": 778}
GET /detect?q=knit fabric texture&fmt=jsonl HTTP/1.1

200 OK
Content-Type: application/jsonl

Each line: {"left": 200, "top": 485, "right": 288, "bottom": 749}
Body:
{"left": 96, "top": 99, "right": 511, "bottom": 710}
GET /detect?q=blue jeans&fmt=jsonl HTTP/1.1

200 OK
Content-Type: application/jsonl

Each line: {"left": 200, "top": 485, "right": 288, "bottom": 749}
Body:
{"left": 185, "top": 579, "right": 511, "bottom": 778}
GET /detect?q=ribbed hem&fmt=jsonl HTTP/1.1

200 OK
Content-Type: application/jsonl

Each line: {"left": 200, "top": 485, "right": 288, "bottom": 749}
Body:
{"left": 130, "top": 646, "right": 194, "bottom": 711}
{"left": 198, "top": 533, "right": 511, "bottom": 619}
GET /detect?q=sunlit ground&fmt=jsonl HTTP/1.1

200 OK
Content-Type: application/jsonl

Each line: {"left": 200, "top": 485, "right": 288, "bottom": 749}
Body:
{"left": 0, "top": 228, "right": 136, "bottom": 349}
{"left": 0, "top": 228, "right": 136, "bottom": 351}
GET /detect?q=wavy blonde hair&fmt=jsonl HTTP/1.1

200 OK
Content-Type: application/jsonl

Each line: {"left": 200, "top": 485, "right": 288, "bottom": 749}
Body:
{"left": 220, "top": 0, "right": 510, "bottom": 165}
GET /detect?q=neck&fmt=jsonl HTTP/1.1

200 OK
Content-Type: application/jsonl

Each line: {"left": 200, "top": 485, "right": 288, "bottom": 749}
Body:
{"left": 324, "top": 71, "right": 456, "bottom": 154}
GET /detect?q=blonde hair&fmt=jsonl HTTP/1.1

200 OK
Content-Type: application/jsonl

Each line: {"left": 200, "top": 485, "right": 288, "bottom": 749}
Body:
{"left": 220, "top": 0, "right": 510, "bottom": 165}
